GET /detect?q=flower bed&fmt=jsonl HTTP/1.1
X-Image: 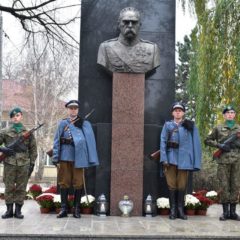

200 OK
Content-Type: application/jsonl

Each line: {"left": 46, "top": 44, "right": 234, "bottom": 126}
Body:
{"left": 185, "top": 194, "right": 200, "bottom": 210}
{"left": 206, "top": 190, "right": 218, "bottom": 203}
{"left": 193, "top": 190, "right": 214, "bottom": 210}
{"left": 36, "top": 193, "right": 54, "bottom": 210}
{"left": 80, "top": 195, "right": 95, "bottom": 208}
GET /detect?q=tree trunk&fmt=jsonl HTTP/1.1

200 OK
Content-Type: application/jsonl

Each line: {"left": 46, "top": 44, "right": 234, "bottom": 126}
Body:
{"left": 35, "top": 149, "right": 45, "bottom": 181}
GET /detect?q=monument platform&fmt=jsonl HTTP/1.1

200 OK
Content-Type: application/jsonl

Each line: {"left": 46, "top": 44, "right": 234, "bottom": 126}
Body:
{"left": 0, "top": 200, "right": 239, "bottom": 239}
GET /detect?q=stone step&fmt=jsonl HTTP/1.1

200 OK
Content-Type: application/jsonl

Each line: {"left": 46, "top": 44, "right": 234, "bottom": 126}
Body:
{"left": 0, "top": 235, "right": 239, "bottom": 240}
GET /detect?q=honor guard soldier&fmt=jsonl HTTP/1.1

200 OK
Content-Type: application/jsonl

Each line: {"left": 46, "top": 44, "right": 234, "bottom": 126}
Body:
{"left": 205, "top": 105, "right": 240, "bottom": 221}
{"left": 52, "top": 100, "right": 99, "bottom": 218}
{"left": 160, "top": 102, "right": 202, "bottom": 220}
{"left": 0, "top": 107, "right": 37, "bottom": 219}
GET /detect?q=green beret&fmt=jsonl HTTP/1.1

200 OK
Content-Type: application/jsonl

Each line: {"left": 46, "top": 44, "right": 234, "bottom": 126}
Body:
{"left": 222, "top": 105, "right": 235, "bottom": 114}
{"left": 9, "top": 107, "right": 22, "bottom": 118}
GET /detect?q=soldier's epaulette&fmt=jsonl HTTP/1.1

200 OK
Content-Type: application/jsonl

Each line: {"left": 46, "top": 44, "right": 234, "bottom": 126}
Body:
{"left": 140, "top": 39, "right": 154, "bottom": 44}
{"left": 103, "top": 38, "right": 118, "bottom": 43}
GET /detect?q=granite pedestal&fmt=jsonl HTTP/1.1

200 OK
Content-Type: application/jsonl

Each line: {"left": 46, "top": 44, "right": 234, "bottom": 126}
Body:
{"left": 110, "top": 73, "right": 144, "bottom": 216}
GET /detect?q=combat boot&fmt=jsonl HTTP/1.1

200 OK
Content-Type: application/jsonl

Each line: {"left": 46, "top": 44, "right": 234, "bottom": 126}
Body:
{"left": 169, "top": 190, "right": 177, "bottom": 220}
{"left": 73, "top": 189, "right": 82, "bottom": 218}
{"left": 177, "top": 190, "right": 187, "bottom": 220}
{"left": 57, "top": 188, "right": 68, "bottom": 218}
{"left": 219, "top": 203, "right": 229, "bottom": 221}
{"left": 229, "top": 203, "right": 240, "bottom": 221}
{"left": 2, "top": 203, "right": 14, "bottom": 219}
{"left": 14, "top": 203, "right": 24, "bottom": 219}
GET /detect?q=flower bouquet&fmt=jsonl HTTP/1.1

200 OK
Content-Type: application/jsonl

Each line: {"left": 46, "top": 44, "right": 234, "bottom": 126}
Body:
{"left": 80, "top": 195, "right": 95, "bottom": 214}
{"left": 206, "top": 190, "right": 218, "bottom": 203}
{"left": 68, "top": 195, "right": 75, "bottom": 208}
{"left": 184, "top": 194, "right": 200, "bottom": 215}
{"left": 43, "top": 185, "right": 58, "bottom": 194}
{"left": 156, "top": 197, "right": 170, "bottom": 215}
{"left": 192, "top": 190, "right": 214, "bottom": 215}
{"left": 36, "top": 193, "right": 54, "bottom": 213}
{"left": 53, "top": 194, "right": 61, "bottom": 213}
{"left": 0, "top": 187, "right": 5, "bottom": 200}
{"left": 28, "top": 184, "right": 42, "bottom": 199}
{"left": 156, "top": 197, "right": 170, "bottom": 209}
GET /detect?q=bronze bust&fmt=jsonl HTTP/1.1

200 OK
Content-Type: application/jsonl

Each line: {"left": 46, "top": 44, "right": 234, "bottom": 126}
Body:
{"left": 97, "top": 7, "right": 160, "bottom": 73}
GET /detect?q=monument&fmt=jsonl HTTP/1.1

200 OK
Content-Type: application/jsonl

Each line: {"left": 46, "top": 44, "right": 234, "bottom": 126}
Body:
{"left": 97, "top": 7, "right": 160, "bottom": 215}
{"left": 79, "top": 0, "right": 175, "bottom": 216}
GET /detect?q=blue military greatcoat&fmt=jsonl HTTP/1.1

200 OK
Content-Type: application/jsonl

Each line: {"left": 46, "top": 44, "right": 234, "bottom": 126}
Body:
{"left": 52, "top": 118, "right": 99, "bottom": 168}
{"left": 160, "top": 120, "right": 202, "bottom": 171}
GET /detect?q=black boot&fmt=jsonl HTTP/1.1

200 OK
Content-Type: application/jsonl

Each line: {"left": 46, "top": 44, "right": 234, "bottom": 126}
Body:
{"left": 219, "top": 203, "right": 229, "bottom": 221}
{"left": 57, "top": 188, "right": 69, "bottom": 218}
{"left": 169, "top": 190, "right": 177, "bottom": 220}
{"left": 73, "top": 189, "right": 82, "bottom": 218}
{"left": 177, "top": 190, "right": 187, "bottom": 220}
{"left": 229, "top": 203, "right": 240, "bottom": 221}
{"left": 2, "top": 203, "right": 14, "bottom": 219}
{"left": 14, "top": 203, "right": 24, "bottom": 219}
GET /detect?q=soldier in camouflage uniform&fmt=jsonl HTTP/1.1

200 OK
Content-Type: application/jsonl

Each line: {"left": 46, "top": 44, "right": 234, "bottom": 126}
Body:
{"left": 0, "top": 107, "right": 37, "bottom": 219}
{"left": 205, "top": 105, "right": 240, "bottom": 221}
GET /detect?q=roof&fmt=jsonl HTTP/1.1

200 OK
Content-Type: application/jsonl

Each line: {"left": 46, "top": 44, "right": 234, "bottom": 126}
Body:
{"left": 2, "top": 79, "right": 65, "bottom": 113}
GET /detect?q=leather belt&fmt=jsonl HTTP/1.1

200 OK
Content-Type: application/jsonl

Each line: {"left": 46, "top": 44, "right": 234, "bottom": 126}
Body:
{"left": 167, "top": 141, "right": 179, "bottom": 149}
{"left": 60, "top": 138, "right": 74, "bottom": 145}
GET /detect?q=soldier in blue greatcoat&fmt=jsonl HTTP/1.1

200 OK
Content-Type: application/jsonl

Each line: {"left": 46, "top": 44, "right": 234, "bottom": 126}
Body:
{"left": 52, "top": 100, "right": 99, "bottom": 218}
{"left": 160, "top": 102, "right": 202, "bottom": 220}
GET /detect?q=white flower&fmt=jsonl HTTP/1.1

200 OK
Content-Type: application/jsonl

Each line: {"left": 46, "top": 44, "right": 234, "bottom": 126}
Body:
{"left": 53, "top": 194, "right": 61, "bottom": 203}
{"left": 81, "top": 195, "right": 95, "bottom": 204}
{"left": 184, "top": 194, "right": 200, "bottom": 206}
{"left": 206, "top": 191, "right": 217, "bottom": 197}
{"left": 0, "top": 187, "right": 5, "bottom": 194}
{"left": 156, "top": 197, "right": 170, "bottom": 209}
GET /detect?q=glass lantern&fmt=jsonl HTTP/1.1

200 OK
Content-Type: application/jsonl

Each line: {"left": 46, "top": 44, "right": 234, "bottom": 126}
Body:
{"left": 118, "top": 195, "right": 133, "bottom": 217}
{"left": 144, "top": 194, "right": 153, "bottom": 217}
{"left": 96, "top": 194, "right": 108, "bottom": 217}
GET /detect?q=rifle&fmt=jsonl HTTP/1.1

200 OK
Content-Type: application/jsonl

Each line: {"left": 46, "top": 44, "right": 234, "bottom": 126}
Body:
{"left": 213, "top": 132, "right": 240, "bottom": 159}
{"left": 150, "top": 150, "right": 160, "bottom": 161}
{"left": 149, "top": 149, "right": 165, "bottom": 177}
{"left": 0, "top": 123, "right": 44, "bottom": 162}
{"left": 47, "top": 109, "right": 95, "bottom": 158}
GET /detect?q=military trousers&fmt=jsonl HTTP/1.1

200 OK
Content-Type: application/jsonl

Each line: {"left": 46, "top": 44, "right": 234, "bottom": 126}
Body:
{"left": 217, "top": 162, "right": 240, "bottom": 203}
{"left": 3, "top": 163, "right": 29, "bottom": 205}
{"left": 164, "top": 164, "right": 188, "bottom": 191}
{"left": 58, "top": 161, "right": 83, "bottom": 189}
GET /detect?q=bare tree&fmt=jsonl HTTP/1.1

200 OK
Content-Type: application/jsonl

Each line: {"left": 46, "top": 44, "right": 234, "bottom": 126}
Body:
{"left": 0, "top": 0, "right": 81, "bottom": 51}
{"left": 3, "top": 38, "right": 78, "bottom": 180}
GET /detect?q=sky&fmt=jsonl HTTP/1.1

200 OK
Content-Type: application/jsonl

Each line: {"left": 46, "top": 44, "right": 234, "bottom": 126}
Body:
{"left": 1, "top": 1, "right": 196, "bottom": 53}
{"left": 175, "top": 2, "right": 197, "bottom": 43}
{"left": 1, "top": 1, "right": 197, "bottom": 100}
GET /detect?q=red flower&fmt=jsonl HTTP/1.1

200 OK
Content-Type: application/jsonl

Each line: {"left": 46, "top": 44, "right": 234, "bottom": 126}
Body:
{"left": 68, "top": 195, "right": 74, "bottom": 201}
{"left": 36, "top": 194, "right": 54, "bottom": 208}
{"left": 29, "top": 184, "right": 42, "bottom": 193}
{"left": 44, "top": 186, "right": 57, "bottom": 194}
{"left": 68, "top": 195, "right": 75, "bottom": 208}
{"left": 193, "top": 191, "right": 213, "bottom": 210}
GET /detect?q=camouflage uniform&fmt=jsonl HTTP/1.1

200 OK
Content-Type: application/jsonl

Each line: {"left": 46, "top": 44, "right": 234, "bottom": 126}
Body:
{"left": 0, "top": 125, "right": 37, "bottom": 205}
{"left": 205, "top": 123, "right": 240, "bottom": 203}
